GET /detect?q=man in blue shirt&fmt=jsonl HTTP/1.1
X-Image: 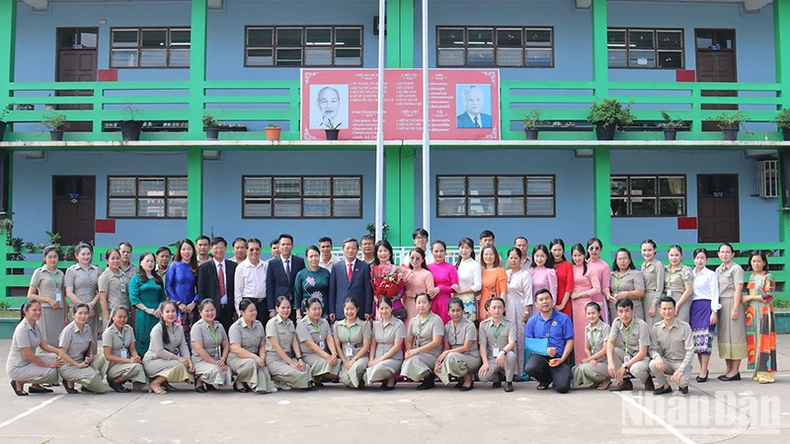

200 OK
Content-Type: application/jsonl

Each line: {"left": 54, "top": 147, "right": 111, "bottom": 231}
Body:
{"left": 524, "top": 289, "right": 574, "bottom": 393}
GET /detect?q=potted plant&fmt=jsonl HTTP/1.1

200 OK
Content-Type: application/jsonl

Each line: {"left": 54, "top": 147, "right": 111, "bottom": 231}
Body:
{"left": 24, "top": 242, "right": 35, "bottom": 253}
{"left": 42, "top": 113, "right": 68, "bottom": 141}
{"left": 10, "top": 237, "right": 23, "bottom": 253}
{"left": 773, "top": 108, "right": 790, "bottom": 141}
{"left": 265, "top": 123, "right": 281, "bottom": 141}
{"left": 119, "top": 105, "right": 144, "bottom": 142}
{"left": 365, "top": 222, "right": 390, "bottom": 239}
{"left": 17, "top": 104, "right": 34, "bottom": 111}
{"left": 63, "top": 245, "right": 76, "bottom": 261}
{"left": 523, "top": 109, "right": 543, "bottom": 140}
{"left": 324, "top": 119, "right": 342, "bottom": 140}
{"left": 587, "top": 99, "right": 635, "bottom": 141}
{"left": 37, "top": 242, "right": 46, "bottom": 251}
{"left": 8, "top": 253, "right": 25, "bottom": 275}
{"left": 0, "top": 103, "right": 12, "bottom": 143}
{"left": 660, "top": 111, "right": 685, "bottom": 141}
{"left": 45, "top": 230, "right": 61, "bottom": 246}
{"left": 203, "top": 113, "right": 220, "bottom": 140}
{"left": 707, "top": 110, "right": 748, "bottom": 141}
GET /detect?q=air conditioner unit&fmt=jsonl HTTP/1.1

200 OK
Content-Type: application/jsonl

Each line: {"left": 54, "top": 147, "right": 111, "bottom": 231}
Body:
{"left": 757, "top": 159, "right": 779, "bottom": 198}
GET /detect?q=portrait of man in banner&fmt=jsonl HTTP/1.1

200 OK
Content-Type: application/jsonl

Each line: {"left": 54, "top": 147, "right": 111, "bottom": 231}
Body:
{"left": 310, "top": 84, "right": 349, "bottom": 130}
{"left": 456, "top": 84, "right": 493, "bottom": 129}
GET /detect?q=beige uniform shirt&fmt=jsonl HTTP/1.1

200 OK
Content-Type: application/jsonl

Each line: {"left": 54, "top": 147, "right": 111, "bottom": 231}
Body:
{"left": 59, "top": 321, "right": 93, "bottom": 363}
{"left": 372, "top": 318, "right": 406, "bottom": 360}
{"left": 296, "top": 317, "right": 333, "bottom": 355}
{"left": 479, "top": 317, "right": 517, "bottom": 359}
{"left": 407, "top": 313, "right": 444, "bottom": 358}
{"left": 608, "top": 317, "right": 651, "bottom": 357}
{"left": 7, "top": 320, "right": 43, "bottom": 368}
{"left": 716, "top": 262, "right": 744, "bottom": 300}
{"left": 649, "top": 319, "right": 694, "bottom": 371}
{"left": 145, "top": 323, "right": 190, "bottom": 361}
{"left": 334, "top": 317, "right": 372, "bottom": 357}
{"left": 611, "top": 269, "right": 645, "bottom": 295}
{"left": 121, "top": 264, "right": 138, "bottom": 281}
{"left": 64, "top": 264, "right": 101, "bottom": 303}
{"left": 585, "top": 321, "right": 611, "bottom": 355}
{"left": 191, "top": 319, "right": 228, "bottom": 362}
{"left": 664, "top": 265, "right": 693, "bottom": 299}
{"left": 228, "top": 318, "right": 265, "bottom": 355}
{"left": 30, "top": 267, "right": 64, "bottom": 299}
{"left": 641, "top": 260, "right": 665, "bottom": 305}
{"left": 444, "top": 317, "right": 480, "bottom": 359}
{"left": 98, "top": 268, "right": 131, "bottom": 311}
{"left": 265, "top": 315, "right": 296, "bottom": 355}
{"left": 101, "top": 323, "right": 135, "bottom": 358}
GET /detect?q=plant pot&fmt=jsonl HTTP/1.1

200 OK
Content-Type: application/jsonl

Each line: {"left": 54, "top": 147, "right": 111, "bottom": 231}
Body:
{"left": 0, "top": 121, "right": 7, "bottom": 142}
{"left": 265, "top": 127, "right": 281, "bottom": 141}
{"left": 663, "top": 129, "right": 677, "bottom": 141}
{"left": 12, "top": 247, "right": 20, "bottom": 253}
{"left": 782, "top": 128, "right": 790, "bottom": 141}
{"left": 25, "top": 248, "right": 34, "bottom": 254}
{"left": 205, "top": 128, "right": 220, "bottom": 140}
{"left": 722, "top": 128, "right": 739, "bottom": 141}
{"left": 50, "top": 130, "right": 64, "bottom": 141}
{"left": 525, "top": 129, "right": 538, "bottom": 140}
{"left": 594, "top": 122, "right": 616, "bottom": 141}
{"left": 325, "top": 129, "right": 340, "bottom": 140}
{"left": 119, "top": 120, "right": 144, "bottom": 141}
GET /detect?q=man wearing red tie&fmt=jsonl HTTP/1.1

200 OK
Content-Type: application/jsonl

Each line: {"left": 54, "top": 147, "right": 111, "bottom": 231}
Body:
{"left": 328, "top": 238, "right": 373, "bottom": 322}
{"left": 197, "top": 237, "right": 237, "bottom": 332}
{"left": 266, "top": 234, "right": 305, "bottom": 322}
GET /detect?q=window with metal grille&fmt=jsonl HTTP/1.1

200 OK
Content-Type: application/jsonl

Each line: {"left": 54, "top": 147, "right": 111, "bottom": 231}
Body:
{"left": 110, "top": 28, "right": 191, "bottom": 68}
{"left": 245, "top": 26, "right": 363, "bottom": 67}
{"left": 610, "top": 175, "right": 686, "bottom": 217}
{"left": 436, "top": 26, "right": 554, "bottom": 68}
{"left": 108, "top": 176, "right": 187, "bottom": 218}
{"left": 437, "top": 175, "right": 555, "bottom": 217}
{"left": 243, "top": 176, "right": 362, "bottom": 218}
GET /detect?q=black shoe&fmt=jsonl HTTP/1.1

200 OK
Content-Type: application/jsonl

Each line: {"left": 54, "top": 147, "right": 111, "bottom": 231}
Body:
{"left": 313, "top": 381, "right": 325, "bottom": 388}
{"left": 415, "top": 378, "right": 435, "bottom": 391}
{"left": 454, "top": 380, "right": 463, "bottom": 389}
{"left": 696, "top": 374, "right": 708, "bottom": 383}
{"left": 537, "top": 381, "right": 550, "bottom": 390}
{"left": 504, "top": 382, "right": 514, "bottom": 393}
{"left": 381, "top": 382, "right": 396, "bottom": 391}
{"left": 679, "top": 386, "right": 689, "bottom": 394}
{"left": 653, "top": 385, "right": 673, "bottom": 395}
{"left": 719, "top": 373, "right": 741, "bottom": 381}
{"left": 305, "top": 384, "right": 318, "bottom": 392}
{"left": 460, "top": 380, "right": 474, "bottom": 392}
{"left": 205, "top": 384, "right": 216, "bottom": 391}
{"left": 108, "top": 383, "right": 130, "bottom": 394}
{"left": 233, "top": 385, "right": 247, "bottom": 393}
{"left": 28, "top": 386, "right": 54, "bottom": 394}
{"left": 80, "top": 386, "right": 99, "bottom": 394}
{"left": 10, "top": 381, "right": 28, "bottom": 396}
{"left": 64, "top": 384, "right": 78, "bottom": 394}
{"left": 492, "top": 372, "right": 502, "bottom": 389}
{"left": 195, "top": 385, "right": 208, "bottom": 393}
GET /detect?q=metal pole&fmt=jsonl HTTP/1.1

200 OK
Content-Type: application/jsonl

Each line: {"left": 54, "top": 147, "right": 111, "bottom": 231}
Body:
{"left": 421, "top": 0, "right": 430, "bottom": 233}
{"left": 375, "top": 0, "right": 386, "bottom": 241}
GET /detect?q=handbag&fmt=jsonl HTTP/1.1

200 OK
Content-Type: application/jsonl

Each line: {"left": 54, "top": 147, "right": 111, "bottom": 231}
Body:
{"left": 392, "top": 297, "right": 407, "bottom": 320}
{"left": 524, "top": 337, "right": 549, "bottom": 356}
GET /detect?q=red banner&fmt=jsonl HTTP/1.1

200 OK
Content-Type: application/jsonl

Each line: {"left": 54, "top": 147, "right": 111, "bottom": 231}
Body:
{"left": 301, "top": 69, "right": 500, "bottom": 140}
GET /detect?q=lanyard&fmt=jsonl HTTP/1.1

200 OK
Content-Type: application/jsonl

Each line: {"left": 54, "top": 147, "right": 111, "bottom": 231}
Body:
{"left": 115, "top": 327, "right": 127, "bottom": 348}
{"left": 613, "top": 273, "right": 624, "bottom": 292}
{"left": 44, "top": 269, "right": 61, "bottom": 288}
{"left": 205, "top": 322, "right": 220, "bottom": 347}
{"left": 589, "top": 326, "right": 599, "bottom": 350}
{"left": 622, "top": 320, "right": 635, "bottom": 352}
{"left": 491, "top": 322, "right": 503, "bottom": 342}
{"left": 344, "top": 321, "right": 357, "bottom": 344}
{"left": 417, "top": 313, "right": 433, "bottom": 336}
{"left": 311, "top": 321, "right": 322, "bottom": 339}
{"left": 452, "top": 322, "right": 461, "bottom": 345}
{"left": 668, "top": 267, "right": 680, "bottom": 283}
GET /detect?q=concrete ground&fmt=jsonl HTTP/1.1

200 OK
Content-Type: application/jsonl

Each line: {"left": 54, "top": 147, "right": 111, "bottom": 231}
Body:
{"left": 0, "top": 337, "right": 788, "bottom": 444}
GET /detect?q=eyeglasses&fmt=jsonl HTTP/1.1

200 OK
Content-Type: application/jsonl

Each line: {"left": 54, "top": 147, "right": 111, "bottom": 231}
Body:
{"left": 588, "top": 246, "right": 601, "bottom": 251}
{"left": 248, "top": 248, "right": 261, "bottom": 252}
{"left": 414, "top": 236, "right": 427, "bottom": 241}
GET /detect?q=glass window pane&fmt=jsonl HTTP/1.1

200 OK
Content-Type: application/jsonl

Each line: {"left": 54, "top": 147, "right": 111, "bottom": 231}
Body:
{"left": 245, "top": 177, "right": 272, "bottom": 196}
{"left": 659, "top": 197, "right": 685, "bottom": 216}
{"left": 608, "top": 49, "right": 627, "bottom": 67}
{"left": 696, "top": 30, "right": 714, "bottom": 49}
{"left": 108, "top": 198, "right": 136, "bottom": 217}
{"left": 630, "top": 177, "right": 657, "bottom": 196}
{"left": 496, "top": 48, "right": 523, "bottom": 67}
{"left": 467, "top": 29, "right": 493, "bottom": 46}
{"left": 169, "top": 49, "right": 190, "bottom": 67}
{"left": 630, "top": 50, "right": 655, "bottom": 67}
{"left": 80, "top": 31, "right": 98, "bottom": 48}
{"left": 248, "top": 28, "right": 273, "bottom": 47}
{"left": 657, "top": 31, "right": 682, "bottom": 49}
{"left": 527, "top": 177, "right": 553, "bottom": 195}
{"left": 610, "top": 177, "right": 627, "bottom": 196}
{"left": 611, "top": 197, "right": 627, "bottom": 217}
{"left": 526, "top": 197, "right": 553, "bottom": 216}
{"left": 274, "top": 178, "right": 301, "bottom": 196}
{"left": 497, "top": 177, "right": 524, "bottom": 195}
{"left": 303, "top": 178, "right": 331, "bottom": 196}
{"left": 244, "top": 198, "right": 271, "bottom": 217}
{"left": 629, "top": 30, "right": 655, "bottom": 49}
{"left": 607, "top": 30, "right": 626, "bottom": 47}
{"left": 525, "top": 49, "right": 552, "bottom": 67}
{"left": 496, "top": 29, "right": 522, "bottom": 47}
{"left": 109, "top": 177, "right": 136, "bottom": 196}
{"left": 333, "top": 198, "right": 361, "bottom": 217}
{"left": 525, "top": 28, "right": 552, "bottom": 47}
{"left": 657, "top": 51, "right": 683, "bottom": 69}
{"left": 468, "top": 197, "right": 495, "bottom": 216}
{"left": 306, "top": 28, "right": 332, "bottom": 45}
{"left": 333, "top": 177, "right": 361, "bottom": 196}
{"left": 498, "top": 197, "right": 525, "bottom": 216}
{"left": 717, "top": 30, "right": 735, "bottom": 49}
{"left": 275, "top": 48, "right": 302, "bottom": 66}
{"left": 167, "top": 178, "right": 187, "bottom": 196}
{"left": 140, "top": 49, "right": 167, "bottom": 67}
{"left": 277, "top": 28, "right": 302, "bottom": 46}
{"left": 467, "top": 48, "right": 494, "bottom": 66}
{"left": 438, "top": 28, "right": 464, "bottom": 47}
{"left": 138, "top": 178, "right": 165, "bottom": 196}
{"left": 304, "top": 198, "right": 331, "bottom": 217}
{"left": 112, "top": 29, "right": 138, "bottom": 47}
{"left": 170, "top": 30, "right": 190, "bottom": 46}
{"left": 305, "top": 48, "right": 332, "bottom": 65}
{"left": 273, "top": 198, "right": 301, "bottom": 217}
{"left": 247, "top": 49, "right": 273, "bottom": 66}
{"left": 468, "top": 176, "right": 495, "bottom": 195}
{"left": 659, "top": 177, "right": 685, "bottom": 195}
{"left": 438, "top": 198, "right": 466, "bottom": 217}
{"left": 167, "top": 198, "right": 187, "bottom": 218}
{"left": 139, "top": 198, "right": 165, "bottom": 217}
{"left": 141, "top": 29, "right": 167, "bottom": 48}
{"left": 630, "top": 197, "right": 657, "bottom": 216}
{"left": 111, "top": 50, "right": 137, "bottom": 67}
{"left": 438, "top": 48, "right": 465, "bottom": 66}
{"left": 58, "top": 30, "right": 77, "bottom": 48}
{"left": 335, "top": 28, "right": 361, "bottom": 46}
{"left": 438, "top": 177, "right": 465, "bottom": 196}
{"left": 334, "top": 49, "right": 361, "bottom": 66}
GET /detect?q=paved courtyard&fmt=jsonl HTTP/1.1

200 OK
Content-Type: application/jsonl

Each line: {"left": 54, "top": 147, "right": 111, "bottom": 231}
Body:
{"left": 0, "top": 336, "right": 788, "bottom": 444}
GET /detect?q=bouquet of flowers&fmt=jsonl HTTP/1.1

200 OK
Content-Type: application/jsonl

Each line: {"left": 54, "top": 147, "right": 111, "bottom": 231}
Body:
{"left": 371, "top": 264, "right": 408, "bottom": 298}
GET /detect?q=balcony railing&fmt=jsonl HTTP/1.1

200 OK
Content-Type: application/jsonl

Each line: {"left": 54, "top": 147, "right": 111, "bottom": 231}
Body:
{"left": 0, "top": 79, "right": 785, "bottom": 142}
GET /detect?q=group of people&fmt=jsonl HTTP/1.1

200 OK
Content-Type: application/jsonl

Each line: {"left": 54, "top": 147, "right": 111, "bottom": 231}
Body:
{"left": 5, "top": 229, "right": 778, "bottom": 397}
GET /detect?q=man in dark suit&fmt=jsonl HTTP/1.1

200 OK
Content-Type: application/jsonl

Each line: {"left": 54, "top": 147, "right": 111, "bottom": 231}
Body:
{"left": 456, "top": 85, "right": 492, "bottom": 129}
{"left": 328, "top": 237, "right": 373, "bottom": 322}
{"left": 266, "top": 233, "right": 305, "bottom": 320}
{"left": 197, "top": 237, "right": 236, "bottom": 332}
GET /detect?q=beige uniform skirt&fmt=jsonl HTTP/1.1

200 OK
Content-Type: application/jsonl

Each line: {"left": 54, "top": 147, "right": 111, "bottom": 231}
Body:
{"left": 644, "top": 290, "right": 663, "bottom": 327}
{"left": 142, "top": 355, "right": 195, "bottom": 384}
{"left": 436, "top": 352, "right": 482, "bottom": 385}
{"left": 265, "top": 354, "right": 310, "bottom": 389}
{"left": 572, "top": 360, "right": 609, "bottom": 387}
{"left": 40, "top": 306, "right": 66, "bottom": 347}
{"left": 303, "top": 354, "right": 341, "bottom": 378}
{"left": 339, "top": 357, "right": 369, "bottom": 388}
{"left": 60, "top": 362, "right": 105, "bottom": 393}
{"left": 7, "top": 353, "right": 61, "bottom": 385}
{"left": 227, "top": 354, "right": 276, "bottom": 393}
{"left": 194, "top": 360, "right": 232, "bottom": 386}
{"left": 401, "top": 353, "right": 438, "bottom": 382}
{"left": 717, "top": 297, "right": 748, "bottom": 360}
{"left": 364, "top": 357, "right": 403, "bottom": 385}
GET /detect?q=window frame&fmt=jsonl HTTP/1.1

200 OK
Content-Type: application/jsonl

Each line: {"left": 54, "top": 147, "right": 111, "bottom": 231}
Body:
{"left": 607, "top": 27, "right": 685, "bottom": 70}
{"left": 610, "top": 174, "right": 687, "bottom": 218}
{"left": 241, "top": 175, "right": 364, "bottom": 219}
{"left": 107, "top": 176, "right": 188, "bottom": 219}
{"left": 110, "top": 27, "right": 191, "bottom": 69}
{"left": 435, "top": 174, "right": 556, "bottom": 218}
{"left": 435, "top": 25, "right": 555, "bottom": 68}
{"left": 244, "top": 25, "right": 364, "bottom": 68}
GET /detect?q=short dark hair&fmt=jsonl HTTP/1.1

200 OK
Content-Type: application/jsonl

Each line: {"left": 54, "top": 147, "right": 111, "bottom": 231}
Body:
{"left": 360, "top": 234, "right": 375, "bottom": 243}
{"left": 196, "top": 235, "right": 210, "bottom": 243}
{"left": 412, "top": 228, "right": 429, "bottom": 240}
{"left": 318, "top": 236, "right": 333, "bottom": 245}
{"left": 342, "top": 237, "right": 359, "bottom": 248}
{"left": 658, "top": 296, "right": 676, "bottom": 308}
{"left": 210, "top": 237, "right": 227, "bottom": 247}
{"left": 155, "top": 246, "right": 171, "bottom": 256}
{"left": 247, "top": 238, "right": 262, "bottom": 248}
{"left": 485, "top": 296, "right": 505, "bottom": 310}
{"left": 270, "top": 238, "right": 280, "bottom": 248}
{"left": 479, "top": 230, "right": 495, "bottom": 240}
{"left": 232, "top": 237, "right": 247, "bottom": 247}
{"left": 118, "top": 241, "right": 133, "bottom": 251}
{"left": 278, "top": 234, "right": 294, "bottom": 244}
{"left": 514, "top": 236, "right": 528, "bottom": 245}
{"left": 615, "top": 298, "right": 634, "bottom": 309}
{"left": 534, "top": 288, "right": 553, "bottom": 302}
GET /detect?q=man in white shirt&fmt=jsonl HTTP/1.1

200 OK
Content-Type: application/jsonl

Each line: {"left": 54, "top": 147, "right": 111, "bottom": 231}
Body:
{"left": 515, "top": 236, "right": 532, "bottom": 269}
{"left": 228, "top": 237, "right": 247, "bottom": 264}
{"left": 402, "top": 228, "right": 434, "bottom": 266}
{"left": 318, "top": 236, "right": 340, "bottom": 271}
{"left": 234, "top": 238, "right": 269, "bottom": 325}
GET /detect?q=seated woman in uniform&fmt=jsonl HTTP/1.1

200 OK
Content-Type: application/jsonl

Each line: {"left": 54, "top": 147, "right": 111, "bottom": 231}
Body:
{"left": 365, "top": 297, "right": 406, "bottom": 390}
{"left": 478, "top": 297, "right": 518, "bottom": 393}
{"left": 227, "top": 299, "right": 276, "bottom": 393}
{"left": 97, "top": 306, "right": 146, "bottom": 393}
{"left": 571, "top": 302, "right": 612, "bottom": 389}
{"left": 333, "top": 298, "right": 372, "bottom": 389}
{"left": 58, "top": 303, "right": 105, "bottom": 394}
{"left": 296, "top": 297, "right": 340, "bottom": 387}
{"left": 6, "top": 300, "right": 63, "bottom": 396}
{"left": 435, "top": 297, "right": 481, "bottom": 391}
{"left": 265, "top": 296, "right": 311, "bottom": 390}
{"left": 191, "top": 299, "right": 232, "bottom": 393}
{"left": 401, "top": 293, "right": 444, "bottom": 390}
{"left": 143, "top": 301, "right": 195, "bottom": 395}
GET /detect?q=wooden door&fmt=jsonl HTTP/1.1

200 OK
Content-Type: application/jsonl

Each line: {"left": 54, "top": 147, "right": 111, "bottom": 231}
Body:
{"left": 695, "top": 29, "right": 737, "bottom": 131}
{"left": 697, "top": 174, "right": 739, "bottom": 243}
{"left": 52, "top": 176, "right": 96, "bottom": 245}
{"left": 56, "top": 28, "right": 98, "bottom": 132}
